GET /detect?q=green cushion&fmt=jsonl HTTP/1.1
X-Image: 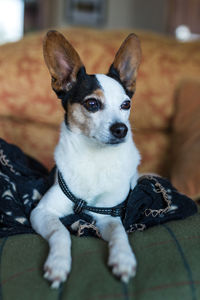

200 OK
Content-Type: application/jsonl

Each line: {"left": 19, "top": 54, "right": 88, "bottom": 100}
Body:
{"left": 0, "top": 209, "right": 200, "bottom": 300}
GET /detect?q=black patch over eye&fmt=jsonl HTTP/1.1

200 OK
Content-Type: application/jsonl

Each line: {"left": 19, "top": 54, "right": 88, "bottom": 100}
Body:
{"left": 83, "top": 98, "right": 102, "bottom": 113}
{"left": 121, "top": 100, "right": 131, "bottom": 110}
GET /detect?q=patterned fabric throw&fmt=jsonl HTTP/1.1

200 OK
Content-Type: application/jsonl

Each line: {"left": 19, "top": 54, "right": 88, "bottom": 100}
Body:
{"left": 0, "top": 138, "right": 197, "bottom": 238}
{"left": 0, "top": 138, "right": 55, "bottom": 236}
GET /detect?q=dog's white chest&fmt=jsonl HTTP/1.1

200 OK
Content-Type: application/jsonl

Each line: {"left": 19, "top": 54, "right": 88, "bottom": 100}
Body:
{"left": 55, "top": 124, "right": 140, "bottom": 207}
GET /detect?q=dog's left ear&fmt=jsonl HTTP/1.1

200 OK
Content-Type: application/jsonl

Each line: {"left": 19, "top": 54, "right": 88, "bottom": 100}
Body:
{"left": 108, "top": 34, "right": 141, "bottom": 97}
{"left": 43, "top": 30, "right": 84, "bottom": 94}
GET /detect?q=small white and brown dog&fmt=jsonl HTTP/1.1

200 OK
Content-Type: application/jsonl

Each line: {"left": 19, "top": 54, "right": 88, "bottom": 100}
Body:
{"left": 30, "top": 30, "right": 142, "bottom": 289}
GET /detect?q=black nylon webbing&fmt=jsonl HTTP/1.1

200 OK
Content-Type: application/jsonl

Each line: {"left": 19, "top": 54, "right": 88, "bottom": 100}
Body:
{"left": 58, "top": 170, "right": 126, "bottom": 217}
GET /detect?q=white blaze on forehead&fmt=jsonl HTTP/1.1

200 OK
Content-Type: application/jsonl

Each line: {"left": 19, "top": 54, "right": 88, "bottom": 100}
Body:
{"left": 95, "top": 74, "right": 128, "bottom": 107}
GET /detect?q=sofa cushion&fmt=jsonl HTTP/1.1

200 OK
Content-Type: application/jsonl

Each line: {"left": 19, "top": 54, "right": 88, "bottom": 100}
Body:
{"left": 134, "top": 130, "right": 170, "bottom": 176}
{"left": 0, "top": 211, "right": 200, "bottom": 300}
{"left": 0, "top": 117, "right": 58, "bottom": 169}
{"left": 170, "top": 80, "right": 200, "bottom": 200}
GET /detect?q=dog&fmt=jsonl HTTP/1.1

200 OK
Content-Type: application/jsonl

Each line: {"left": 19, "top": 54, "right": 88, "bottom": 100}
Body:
{"left": 30, "top": 30, "right": 142, "bottom": 289}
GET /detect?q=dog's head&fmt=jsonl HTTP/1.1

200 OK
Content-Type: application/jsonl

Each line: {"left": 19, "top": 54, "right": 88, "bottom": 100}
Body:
{"left": 43, "top": 30, "right": 141, "bottom": 145}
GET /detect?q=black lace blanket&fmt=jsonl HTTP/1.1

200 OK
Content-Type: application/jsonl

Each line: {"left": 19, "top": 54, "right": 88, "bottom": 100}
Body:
{"left": 0, "top": 138, "right": 197, "bottom": 238}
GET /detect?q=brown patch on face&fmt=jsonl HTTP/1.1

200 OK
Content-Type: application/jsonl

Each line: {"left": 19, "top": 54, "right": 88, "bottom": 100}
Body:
{"left": 67, "top": 103, "right": 92, "bottom": 136}
{"left": 93, "top": 89, "right": 105, "bottom": 101}
{"left": 43, "top": 30, "right": 83, "bottom": 93}
{"left": 66, "top": 88, "right": 105, "bottom": 136}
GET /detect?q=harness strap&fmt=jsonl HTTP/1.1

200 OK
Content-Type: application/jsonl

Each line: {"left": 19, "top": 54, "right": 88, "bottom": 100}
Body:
{"left": 58, "top": 170, "right": 126, "bottom": 217}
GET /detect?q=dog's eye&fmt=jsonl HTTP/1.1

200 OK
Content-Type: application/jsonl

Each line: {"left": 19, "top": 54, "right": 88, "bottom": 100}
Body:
{"left": 83, "top": 98, "right": 101, "bottom": 112}
{"left": 121, "top": 100, "right": 131, "bottom": 110}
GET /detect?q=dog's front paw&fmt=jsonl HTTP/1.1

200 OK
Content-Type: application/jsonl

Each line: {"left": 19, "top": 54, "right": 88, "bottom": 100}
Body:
{"left": 44, "top": 253, "right": 71, "bottom": 289}
{"left": 108, "top": 244, "right": 137, "bottom": 283}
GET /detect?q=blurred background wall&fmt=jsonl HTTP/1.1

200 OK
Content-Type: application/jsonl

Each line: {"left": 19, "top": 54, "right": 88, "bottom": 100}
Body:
{"left": 0, "top": 0, "right": 200, "bottom": 44}
{"left": 22, "top": 0, "right": 170, "bottom": 32}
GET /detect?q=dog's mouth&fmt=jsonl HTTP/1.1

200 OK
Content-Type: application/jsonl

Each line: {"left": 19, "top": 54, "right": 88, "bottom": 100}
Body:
{"left": 105, "top": 138, "right": 126, "bottom": 145}
{"left": 92, "top": 136, "right": 126, "bottom": 146}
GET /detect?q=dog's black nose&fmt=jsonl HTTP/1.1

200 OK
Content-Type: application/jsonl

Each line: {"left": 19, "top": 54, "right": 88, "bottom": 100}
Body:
{"left": 110, "top": 123, "right": 128, "bottom": 139}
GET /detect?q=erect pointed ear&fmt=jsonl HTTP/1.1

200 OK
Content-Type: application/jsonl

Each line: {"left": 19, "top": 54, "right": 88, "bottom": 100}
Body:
{"left": 43, "top": 30, "right": 84, "bottom": 94}
{"left": 108, "top": 33, "right": 141, "bottom": 97}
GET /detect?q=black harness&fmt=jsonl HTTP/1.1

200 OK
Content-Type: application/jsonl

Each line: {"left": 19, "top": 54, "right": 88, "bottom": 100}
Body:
{"left": 58, "top": 170, "right": 126, "bottom": 217}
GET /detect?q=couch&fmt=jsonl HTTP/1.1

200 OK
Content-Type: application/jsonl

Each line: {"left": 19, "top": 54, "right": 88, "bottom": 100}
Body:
{"left": 0, "top": 27, "right": 200, "bottom": 300}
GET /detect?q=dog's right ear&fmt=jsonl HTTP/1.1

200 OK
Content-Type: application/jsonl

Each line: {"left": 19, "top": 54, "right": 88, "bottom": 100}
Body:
{"left": 43, "top": 30, "right": 84, "bottom": 94}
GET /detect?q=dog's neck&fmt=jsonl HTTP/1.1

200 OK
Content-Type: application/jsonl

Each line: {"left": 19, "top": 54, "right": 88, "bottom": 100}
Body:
{"left": 54, "top": 121, "right": 140, "bottom": 206}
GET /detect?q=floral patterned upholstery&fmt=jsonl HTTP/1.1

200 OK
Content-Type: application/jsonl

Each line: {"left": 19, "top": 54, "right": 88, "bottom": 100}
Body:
{"left": 0, "top": 27, "right": 200, "bottom": 180}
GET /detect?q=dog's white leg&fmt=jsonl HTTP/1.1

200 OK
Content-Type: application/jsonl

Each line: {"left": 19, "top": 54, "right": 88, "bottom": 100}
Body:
{"left": 30, "top": 207, "right": 71, "bottom": 289}
{"left": 96, "top": 216, "right": 137, "bottom": 283}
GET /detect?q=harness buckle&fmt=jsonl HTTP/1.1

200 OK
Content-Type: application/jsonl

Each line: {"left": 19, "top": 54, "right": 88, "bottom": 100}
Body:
{"left": 73, "top": 199, "right": 87, "bottom": 214}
